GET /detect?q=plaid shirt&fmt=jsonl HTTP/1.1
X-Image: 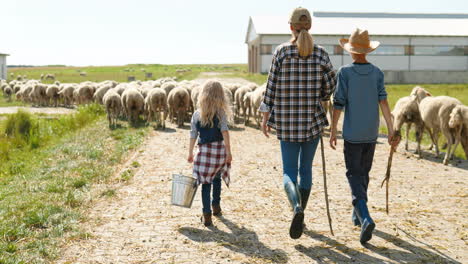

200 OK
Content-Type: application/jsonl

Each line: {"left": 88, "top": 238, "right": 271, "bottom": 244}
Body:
{"left": 259, "top": 43, "right": 336, "bottom": 142}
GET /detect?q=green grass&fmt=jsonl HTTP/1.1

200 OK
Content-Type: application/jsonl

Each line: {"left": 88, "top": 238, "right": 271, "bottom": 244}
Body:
{"left": 0, "top": 90, "right": 27, "bottom": 107}
{"left": 8, "top": 64, "right": 252, "bottom": 84}
{"left": 0, "top": 106, "right": 149, "bottom": 263}
{"left": 383, "top": 84, "right": 468, "bottom": 160}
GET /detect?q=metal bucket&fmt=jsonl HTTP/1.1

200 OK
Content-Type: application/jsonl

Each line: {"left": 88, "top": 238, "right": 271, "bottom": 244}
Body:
{"left": 171, "top": 174, "right": 198, "bottom": 208}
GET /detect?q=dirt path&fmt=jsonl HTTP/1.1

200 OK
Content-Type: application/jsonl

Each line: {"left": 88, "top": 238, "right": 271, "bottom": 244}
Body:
{"left": 55, "top": 116, "right": 467, "bottom": 263}
{"left": 0, "top": 106, "right": 76, "bottom": 115}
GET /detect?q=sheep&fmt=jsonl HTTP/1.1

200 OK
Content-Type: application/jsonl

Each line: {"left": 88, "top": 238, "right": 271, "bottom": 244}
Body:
{"left": 250, "top": 84, "right": 267, "bottom": 127}
{"left": 46, "top": 84, "right": 60, "bottom": 107}
{"left": 45, "top": 73, "right": 55, "bottom": 81}
{"left": 190, "top": 85, "right": 201, "bottom": 110}
{"left": 58, "top": 84, "right": 76, "bottom": 107}
{"left": 103, "top": 90, "right": 122, "bottom": 127}
{"left": 16, "top": 84, "right": 34, "bottom": 103}
{"left": 161, "top": 81, "right": 177, "bottom": 95}
{"left": 419, "top": 96, "right": 462, "bottom": 165}
{"left": 234, "top": 86, "right": 252, "bottom": 124}
{"left": 121, "top": 88, "right": 145, "bottom": 124}
{"left": 29, "top": 83, "right": 48, "bottom": 106}
{"left": 4, "top": 85, "right": 13, "bottom": 102}
{"left": 76, "top": 84, "right": 95, "bottom": 104}
{"left": 243, "top": 91, "right": 253, "bottom": 124}
{"left": 392, "top": 95, "right": 425, "bottom": 156}
{"left": 113, "top": 83, "right": 129, "bottom": 95}
{"left": 144, "top": 88, "right": 167, "bottom": 129}
{"left": 40, "top": 74, "right": 45, "bottom": 81}
{"left": 448, "top": 105, "right": 468, "bottom": 160}
{"left": 167, "top": 86, "right": 190, "bottom": 127}
{"left": 93, "top": 85, "right": 113, "bottom": 104}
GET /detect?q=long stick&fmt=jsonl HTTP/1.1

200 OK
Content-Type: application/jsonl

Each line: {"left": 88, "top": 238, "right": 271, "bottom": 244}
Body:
{"left": 320, "top": 136, "right": 334, "bottom": 236}
{"left": 381, "top": 131, "right": 400, "bottom": 214}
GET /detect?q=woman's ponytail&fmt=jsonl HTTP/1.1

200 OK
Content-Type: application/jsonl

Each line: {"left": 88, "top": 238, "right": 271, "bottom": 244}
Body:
{"left": 295, "top": 29, "right": 313, "bottom": 57}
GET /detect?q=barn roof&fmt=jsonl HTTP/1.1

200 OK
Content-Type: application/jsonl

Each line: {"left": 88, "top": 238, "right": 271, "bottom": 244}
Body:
{"left": 246, "top": 12, "right": 468, "bottom": 42}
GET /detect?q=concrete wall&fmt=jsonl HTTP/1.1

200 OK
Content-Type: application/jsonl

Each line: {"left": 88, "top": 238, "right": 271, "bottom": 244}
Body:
{"left": 0, "top": 56, "right": 6, "bottom": 80}
{"left": 383, "top": 70, "right": 468, "bottom": 84}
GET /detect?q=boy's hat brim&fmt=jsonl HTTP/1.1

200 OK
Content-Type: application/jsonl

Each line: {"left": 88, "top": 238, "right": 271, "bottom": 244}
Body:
{"left": 339, "top": 38, "right": 380, "bottom": 54}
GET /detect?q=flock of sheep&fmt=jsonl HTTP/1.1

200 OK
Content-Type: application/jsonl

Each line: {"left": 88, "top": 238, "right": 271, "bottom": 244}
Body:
{"left": 0, "top": 77, "right": 265, "bottom": 130}
{"left": 391, "top": 86, "right": 468, "bottom": 165}
{"left": 1, "top": 76, "right": 467, "bottom": 165}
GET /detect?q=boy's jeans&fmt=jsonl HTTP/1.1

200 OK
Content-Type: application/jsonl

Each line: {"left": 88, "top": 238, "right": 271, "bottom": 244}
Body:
{"left": 201, "top": 172, "right": 221, "bottom": 213}
{"left": 280, "top": 137, "right": 320, "bottom": 190}
{"left": 343, "top": 141, "right": 376, "bottom": 205}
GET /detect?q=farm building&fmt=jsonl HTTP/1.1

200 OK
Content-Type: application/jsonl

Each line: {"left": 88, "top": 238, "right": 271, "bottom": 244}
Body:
{"left": 0, "top": 52, "right": 8, "bottom": 80}
{"left": 245, "top": 12, "right": 468, "bottom": 83}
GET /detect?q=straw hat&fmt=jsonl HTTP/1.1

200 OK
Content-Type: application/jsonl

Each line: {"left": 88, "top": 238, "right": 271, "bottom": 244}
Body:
{"left": 339, "top": 28, "right": 380, "bottom": 54}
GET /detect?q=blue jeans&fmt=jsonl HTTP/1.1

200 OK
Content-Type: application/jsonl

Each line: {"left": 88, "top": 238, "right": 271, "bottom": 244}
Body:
{"left": 280, "top": 137, "right": 320, "bottom": 190}
{"left": 343, "top": 141, "right": 376, "bottom": 205}
{"left": 201, "top": 172, "right": 222, "bottom": 213}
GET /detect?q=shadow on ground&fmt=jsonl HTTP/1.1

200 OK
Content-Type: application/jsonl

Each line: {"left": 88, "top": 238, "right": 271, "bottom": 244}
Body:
{"left": 297, "top": 229, "right": 460, "bottom": 264}
{"left": 179, "top": 216, "right": 288, "bottom": 263}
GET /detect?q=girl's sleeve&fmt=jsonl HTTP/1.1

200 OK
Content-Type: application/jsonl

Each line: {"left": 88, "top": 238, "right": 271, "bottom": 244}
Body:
{"left": 219, "top": 113, "right": 229, "bottom": 131}
{"left": 189, "top": 112, "right": 199, "bottom": 139}
{"left": 259, "top": 46, "right": 282, "bottom": 113}
{"left": 333, "top": 70, "right": 347, "bottom": 110}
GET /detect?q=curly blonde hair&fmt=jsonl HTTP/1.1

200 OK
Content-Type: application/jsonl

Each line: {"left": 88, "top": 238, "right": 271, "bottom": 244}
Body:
{"left": 197, "top": 80, "right": 233, "bottom": 127}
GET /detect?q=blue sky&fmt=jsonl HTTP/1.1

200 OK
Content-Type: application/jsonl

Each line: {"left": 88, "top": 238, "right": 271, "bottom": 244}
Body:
{"left": 3, "top": 0, "right": 467, "bottom": 66}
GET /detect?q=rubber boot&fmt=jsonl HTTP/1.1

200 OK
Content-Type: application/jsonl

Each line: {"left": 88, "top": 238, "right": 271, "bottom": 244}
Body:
{"left": 299, "top": 188, "right": 311, "bottom": 229}
{"left": 354, "top": 200, "right": 375, "bottom": 244}
{"left": 284, "top": 182, "right": 304, "bottom": 239}
{"left": 299, "top": 188, "right": 311, "bottom": 210}
{"left": 352, "top": 209, "right": 361, "bottom": 226}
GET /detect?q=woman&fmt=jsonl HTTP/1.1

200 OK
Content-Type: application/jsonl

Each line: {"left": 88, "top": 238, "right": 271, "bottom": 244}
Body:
{"left": 259, "top": 7, "right": 336, "bottom": 239}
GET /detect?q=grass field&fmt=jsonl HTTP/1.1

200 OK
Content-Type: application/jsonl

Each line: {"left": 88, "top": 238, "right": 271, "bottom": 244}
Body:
{"left": 0, "top": 106, "right": 149, "bottom": 263}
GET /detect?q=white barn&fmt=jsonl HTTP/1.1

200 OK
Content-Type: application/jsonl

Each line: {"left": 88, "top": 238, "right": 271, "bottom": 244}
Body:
{"left": 0, "top": 52, "right": 8, "bottom": 80}
{"left": 245, "top": 12, "right": 468, "bottom": 83}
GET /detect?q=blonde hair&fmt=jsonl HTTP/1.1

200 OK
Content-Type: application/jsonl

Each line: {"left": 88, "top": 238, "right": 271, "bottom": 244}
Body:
{"left": 197, "top": 80, "right": 233, "bottom": 127}
{"left": 291, "top": 15, "right": 314, "bottom": 57}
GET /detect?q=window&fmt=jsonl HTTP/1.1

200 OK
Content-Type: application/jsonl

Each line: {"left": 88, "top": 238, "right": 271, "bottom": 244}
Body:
{"left": 373, "top": 45, "right": 405, "bottom": 55}
{"left": 334, "top": 45, "right": 343, "bottom": 55}
{"left": 260, "top": 45, "right": 273, "bottom": 55}
{"left": 413, "top": 46, "right": 465, "bottom": 56}
{"left": 404, "top": 45, "right": 414, "bottom": 56}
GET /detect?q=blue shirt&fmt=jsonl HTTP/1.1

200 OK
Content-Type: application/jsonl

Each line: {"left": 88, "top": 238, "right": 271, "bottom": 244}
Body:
{"left": 333, "top": 63, "right": 387, "bottom": 143}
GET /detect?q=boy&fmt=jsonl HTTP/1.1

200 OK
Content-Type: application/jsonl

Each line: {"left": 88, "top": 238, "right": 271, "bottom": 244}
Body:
{"left": 329, "top": 28, "right": 400, "bottom": 244}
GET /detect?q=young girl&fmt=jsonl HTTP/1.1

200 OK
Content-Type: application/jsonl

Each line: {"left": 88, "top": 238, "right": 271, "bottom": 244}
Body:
{"left": 188, "top": 80, "right": 232, "bottom": 226}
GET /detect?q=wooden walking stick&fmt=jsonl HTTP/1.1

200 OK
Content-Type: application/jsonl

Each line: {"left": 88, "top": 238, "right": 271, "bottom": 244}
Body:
{"left": 320, "top": 136, "right": 334, "bottom": 236}
{"left": 381, "top": 131, "right": 401, "bottom": 215}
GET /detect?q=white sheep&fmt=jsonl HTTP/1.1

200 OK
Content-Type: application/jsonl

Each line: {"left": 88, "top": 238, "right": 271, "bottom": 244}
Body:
{"left": 161, "top": 81, "right": 177, "bottom": 95}
{"left": 251, "top": 84, "right": 266, "bottom": 127}
{"left": 58, "top": 84, "right": 76, "bottom": 107}
{"left": 113, "top": 83, "right": 128, "bottom": 95}
{"left": 29, "top": 83, "right": 48, "bottom": 106}
{"left": 144, "top": 88, "right": 167, "bottom": 129}
{"left": 234, "top": 86, "right": 252, "bottom": 124}
{"left": 243, "top": 91, "right": 253, "bottom": 124}
{"left": 167, "top": 86, "right": 190, "bottom": 127}
{"left": 190, "top": 85, "right": 201, "bottom": 111}
{"left": 121, "top": 88, "right": 145, "bottom": 124}
{"left": 76, "top": 84, "right": 95, "bottom": 104}
{"left": 103, "top": 90, "right": 122, "bottom": 127}
{"left": 419, "top": 96, "right": 462, "bottom": 165}
{"left": 45, "top": 73, "right": 55, "bottom": 81}
{"left": 46, "top": 84, "right": 60, "bottom": 107}
{"left": 392, "top": 95, "right": 425, "bottom": 156}
{"left": 93, "top": 85, "right": 113, "bottom": 104}
{"left": 448, "top": 105, "right": 468, "bottom": 160}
